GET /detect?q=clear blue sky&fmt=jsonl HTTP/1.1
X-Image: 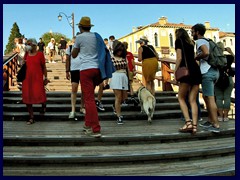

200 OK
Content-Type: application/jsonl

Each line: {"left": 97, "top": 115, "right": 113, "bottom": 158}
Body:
{"left": 3, "top": 4, "right": 235, "bottom": 54}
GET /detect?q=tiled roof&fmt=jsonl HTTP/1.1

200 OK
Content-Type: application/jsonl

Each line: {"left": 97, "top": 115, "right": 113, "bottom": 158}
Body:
{"left": 219, "top": 31, "right": 235, "bottom": 38}
{"left": 150, "top": 21, "right": 219, "bottom": 30}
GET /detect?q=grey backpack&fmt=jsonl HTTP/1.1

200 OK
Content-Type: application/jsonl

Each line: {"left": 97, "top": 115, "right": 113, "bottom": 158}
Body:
{"left": 203, "top": 38, "right": 227, "bottom": 69}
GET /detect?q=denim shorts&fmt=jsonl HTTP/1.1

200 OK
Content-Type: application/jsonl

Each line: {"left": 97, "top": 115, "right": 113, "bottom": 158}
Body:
{"left": 201, "top": 67, "right": 219, "bottom": 96}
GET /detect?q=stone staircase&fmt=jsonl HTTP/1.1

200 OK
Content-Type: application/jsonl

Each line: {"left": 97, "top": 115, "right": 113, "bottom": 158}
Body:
{"left": 3, "top": 91, "right": 235, "bottom": 176}
{"left": 3, "top": 55, "right": 235, "bottom": 176}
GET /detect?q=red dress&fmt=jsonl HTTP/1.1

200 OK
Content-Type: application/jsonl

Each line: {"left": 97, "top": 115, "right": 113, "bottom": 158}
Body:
{"left": 22, "top": 52, "right": 47, "bottom": 104}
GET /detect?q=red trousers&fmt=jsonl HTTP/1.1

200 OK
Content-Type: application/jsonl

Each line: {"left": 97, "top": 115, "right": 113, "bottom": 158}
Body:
{"left": 80, "top": 68, "right": 102, "bottom": 133}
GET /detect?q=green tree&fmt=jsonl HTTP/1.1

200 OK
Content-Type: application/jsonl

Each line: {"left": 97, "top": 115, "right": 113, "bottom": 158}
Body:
{"left": 41, "top": 32, "right": 70, "bottom": 48}
{"left": 4, "top": 22, "right": 22, "bottom": 55}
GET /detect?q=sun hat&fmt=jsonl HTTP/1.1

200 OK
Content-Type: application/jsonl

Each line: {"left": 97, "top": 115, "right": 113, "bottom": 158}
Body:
{"left": 28, "top": 38, "right": 38, "bottom": 46}
{"left": 136, "top": 35, "right": 149, "bottom": 43}
{"left": 77, "top": 16, "right": 94, "bottom": 27}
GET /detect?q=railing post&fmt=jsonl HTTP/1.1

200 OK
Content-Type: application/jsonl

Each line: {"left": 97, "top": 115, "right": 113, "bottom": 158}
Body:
{"left": 161, "top": 61, "right": 173, "bottom": 91}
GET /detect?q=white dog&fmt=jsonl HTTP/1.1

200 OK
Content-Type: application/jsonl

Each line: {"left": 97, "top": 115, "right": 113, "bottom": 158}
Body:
{"left": 137, "top": 86, "right": 156, "bottom": 123}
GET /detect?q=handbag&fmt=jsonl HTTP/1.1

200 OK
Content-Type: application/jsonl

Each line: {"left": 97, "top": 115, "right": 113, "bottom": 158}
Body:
{"left": 175, "top": 39, "right": 189, "bottom": 81}
{"left": 17, "top": 63, "right": 26, "bottom": 82}
{"left": 215, "top": 70, "right": 230, "bottom": 90}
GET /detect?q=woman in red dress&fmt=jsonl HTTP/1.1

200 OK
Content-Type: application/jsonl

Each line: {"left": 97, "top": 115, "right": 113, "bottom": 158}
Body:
{"left": 22, "top": 38, "right": 49, "bottom": 125}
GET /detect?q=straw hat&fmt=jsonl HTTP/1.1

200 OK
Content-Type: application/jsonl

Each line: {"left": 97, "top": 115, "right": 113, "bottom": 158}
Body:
{"left": 136, "top": 36, "right": 149, "bottom": 43}
{"left": 77, "top": 16, "right": 94, "bottom": 27}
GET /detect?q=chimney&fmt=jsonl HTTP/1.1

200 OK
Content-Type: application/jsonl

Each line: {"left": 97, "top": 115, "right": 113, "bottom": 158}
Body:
{"left": 205, "top": 21, "right": 210, "bottom": 28}
{"left": 159, "top": 16, "right": 168, "bottom": 25}
{"left": 132, "top": 27, "right": 137, "bottom": 32}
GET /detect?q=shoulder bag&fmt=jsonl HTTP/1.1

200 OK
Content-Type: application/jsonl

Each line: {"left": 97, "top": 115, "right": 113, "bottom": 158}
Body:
{"left": 17, "top": 63, "right": 26, "bottom": 82}
{"left": 175, "top": 39, "right": 190, "bottom": 81}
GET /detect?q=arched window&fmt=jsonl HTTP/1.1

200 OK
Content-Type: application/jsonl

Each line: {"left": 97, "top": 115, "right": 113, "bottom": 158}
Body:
{"left": 223, "top": 39, "right": 226, "bottom": 46}
{"left": 154, "top": 33, "right": 158, "bottom": 47}
{"left": 169, "top": 33, "right": 173, "bottom": 47}
{"left": 213, "top": 36, "right": 216, "bottom": 42}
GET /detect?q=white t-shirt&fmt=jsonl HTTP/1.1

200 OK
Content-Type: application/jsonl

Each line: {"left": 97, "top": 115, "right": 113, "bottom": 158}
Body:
{"left": 196, "top": 38, "right": 211, "bottom": 74}
{"left": 66, "top": 45, "right": 81, "bottom": 71}
{"left": 73, "top": 32, "right": 98, "bottom": 71}
{"left": 47, "top": 42, "right": 55, "bottom": 50}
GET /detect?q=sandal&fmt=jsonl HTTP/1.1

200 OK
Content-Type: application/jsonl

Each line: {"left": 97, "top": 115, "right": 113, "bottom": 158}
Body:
{"left": 80, "top": 107, "right": 86, "bottom": 114}
{"left": 192, "top": 124, "right": 197, "bottom": 135}
{"left": 179, "top": 120, "right": 193, "bottom": 133}
{"left": 26, "top": 118, "right": 35, "bottom": 125}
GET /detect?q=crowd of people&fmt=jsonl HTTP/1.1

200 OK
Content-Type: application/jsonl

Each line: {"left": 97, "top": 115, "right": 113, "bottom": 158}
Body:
{"left": 14, "top": 17, "right": 235, "bottom": 138}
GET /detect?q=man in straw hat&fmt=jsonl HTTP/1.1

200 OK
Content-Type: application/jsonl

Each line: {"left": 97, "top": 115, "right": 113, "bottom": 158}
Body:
{"left": 71, "top": 16, "right": 102, "bottom": 138}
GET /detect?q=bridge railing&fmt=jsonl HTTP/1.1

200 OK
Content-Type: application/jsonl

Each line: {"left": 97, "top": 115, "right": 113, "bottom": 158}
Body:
{"left": 3, "top": 52, "right": 19, "bottom": 91}
{"left": 133, "top": 54, "right": 235, "bottom": 118}
{"left": 133, "top": 54, "right": 176, "bottom": 91}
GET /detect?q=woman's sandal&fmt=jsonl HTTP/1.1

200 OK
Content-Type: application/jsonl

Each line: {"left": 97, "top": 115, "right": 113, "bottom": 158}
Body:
{"left": 192, "top": 124, "right": 197, "bottom": 135}
{"left": 179, "top": 120, "right": 193, "bottom": 133}
{"left": 26, "top": 118, "right": 35, "bottom": 125}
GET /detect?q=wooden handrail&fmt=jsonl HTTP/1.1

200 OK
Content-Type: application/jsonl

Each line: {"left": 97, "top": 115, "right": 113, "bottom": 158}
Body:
{"left": 133, "top": 54, "right": 176, "bottom": 91}
{"left": 3, "top": 52, "right": 19, "bottom": 91}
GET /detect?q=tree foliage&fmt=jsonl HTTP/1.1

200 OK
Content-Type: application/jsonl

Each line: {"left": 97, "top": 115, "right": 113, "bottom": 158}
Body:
{"left": 4, "top": 22, "right": 22, "bottom": 55}
{"left": 4, "top": 22, "right": 70, "bottom": 55}
{"left": 41, "top": 32, "right": 70, "bottom": 47}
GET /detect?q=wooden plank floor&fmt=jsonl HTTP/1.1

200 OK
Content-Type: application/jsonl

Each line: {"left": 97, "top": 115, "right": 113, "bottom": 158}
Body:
{"left": 4, "top": 118, "right": 235, "bottom": 136}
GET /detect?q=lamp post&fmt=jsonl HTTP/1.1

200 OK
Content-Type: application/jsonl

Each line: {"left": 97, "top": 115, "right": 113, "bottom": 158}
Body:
{"left": 58, "top": 12, "right": 75, "bottom": 38}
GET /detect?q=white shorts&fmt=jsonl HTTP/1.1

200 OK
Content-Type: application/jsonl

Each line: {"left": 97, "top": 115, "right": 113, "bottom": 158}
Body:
{"left": 110, "top": 72, "right": 129, "bottom": 90}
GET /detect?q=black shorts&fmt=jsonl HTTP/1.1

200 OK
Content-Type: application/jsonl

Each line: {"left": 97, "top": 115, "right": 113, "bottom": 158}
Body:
{"left": 70, "top": 70, "right": 80, "bottom": 83}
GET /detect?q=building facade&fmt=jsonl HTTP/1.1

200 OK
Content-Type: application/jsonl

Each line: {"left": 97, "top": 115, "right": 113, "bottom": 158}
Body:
{"left": 119, "top": 16, "right": 228, "bottom": 58}
{"left": 219, "top": 31, "right": 235, "bottom": 54}
{"left": 119, "top": 17, "right": 235, "bottom": 90}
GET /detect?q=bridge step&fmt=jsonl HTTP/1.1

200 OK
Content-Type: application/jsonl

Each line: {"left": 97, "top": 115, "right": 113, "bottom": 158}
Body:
{"left": 3, "top": 119, "right": 235, "bottom": 176}
{"left": 3, "top": 120, "right": 235, "bottom": 146}
{"left": 3, "top": 154, "right": 235, "bottom": 176}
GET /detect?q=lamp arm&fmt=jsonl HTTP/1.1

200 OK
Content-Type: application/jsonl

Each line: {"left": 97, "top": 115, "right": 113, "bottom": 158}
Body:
{"left": 59, "top": 12, "right": 73, "bottom": 28}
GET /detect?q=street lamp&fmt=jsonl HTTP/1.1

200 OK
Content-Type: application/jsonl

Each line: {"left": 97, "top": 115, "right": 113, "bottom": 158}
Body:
{"left": 58, "top": 12, "right": 75, "bottom": 38}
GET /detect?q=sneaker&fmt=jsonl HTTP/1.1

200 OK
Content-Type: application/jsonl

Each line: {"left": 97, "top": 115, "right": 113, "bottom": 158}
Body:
{"left": 103, "top": 84, "right": 110, "bottom": 90}
{"left": 199, "top": 121, "right": 212, "bottom": 128}
{"left": 121, "top": 100, "right": 129, "bottom": 106}
{"left": 96, "top": 101, "right": 105, "bottom": 111}
{"left": 117, "top": 116, "right": 124, "bottom": 125}
{"left": 223, "top": 117, "right": 229, "bottom": 122}
{"left": 68, "top": 112, "right": 76, "bottom": 119}
{"left": 80, "top": 107, "right": 86, "bottom": 114}
{"left": 198, "top": 118, "right": 203, "bottom": 122}
{"left": 83, "top": 125, "right": 91, "bottom": 132}
{"left": 204, "top": 125, "right": 220, "bottom": 133}
{"left": 84, "top": 129, "right": 102, "bottom": 138}
{"left": 131, "top": 97, "right": 139, "bottom": 106}
{"left": 218, "top": 116, "right": 223, "bottom": 122}
{"left": 112, "top": 104, "right": 116, "bottom": 115}
{"left": 52, "top": 61, "right": 56, "bottom": 63}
